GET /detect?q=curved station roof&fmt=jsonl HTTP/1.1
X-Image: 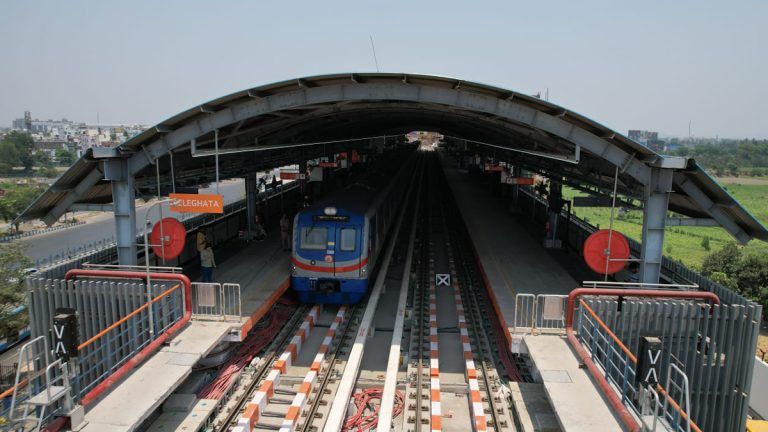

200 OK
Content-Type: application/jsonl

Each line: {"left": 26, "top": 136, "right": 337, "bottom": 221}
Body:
{"left": 17, "top": 73, "right": 768, "bottom": 243}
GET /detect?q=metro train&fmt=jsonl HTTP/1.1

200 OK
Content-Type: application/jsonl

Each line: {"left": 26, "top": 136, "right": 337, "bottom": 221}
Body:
{"left": 291, "top": 149, "right": 416, "bottom": 304}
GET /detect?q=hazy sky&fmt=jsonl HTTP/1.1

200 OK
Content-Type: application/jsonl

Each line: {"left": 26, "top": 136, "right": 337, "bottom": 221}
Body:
{"left": 1, "top": 1, "right": 766, "bottom": 138}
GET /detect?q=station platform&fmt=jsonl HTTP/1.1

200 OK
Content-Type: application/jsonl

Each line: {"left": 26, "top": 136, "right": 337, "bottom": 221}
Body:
{"left": 440, "top": 153, "right": 628, "bottom": 431}
{"left": 81, "top": 235, "right": 291, "bottom": 432}
{"left": 440, "top": 153, "right": 578, "bottom": 338}
{"left": 524, "top": 334, "right": 625, "bottom": 431}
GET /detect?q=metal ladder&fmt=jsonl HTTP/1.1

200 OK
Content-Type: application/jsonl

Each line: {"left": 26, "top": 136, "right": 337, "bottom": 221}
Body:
{"left": 8, "top": 336, "right": 73, "bottom": 432}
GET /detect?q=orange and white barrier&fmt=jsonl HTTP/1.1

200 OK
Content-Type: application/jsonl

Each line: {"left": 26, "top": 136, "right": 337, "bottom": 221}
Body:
{"left": 280, "top": 370, "right": 318, "bottom": 431}
{"left": 280, "top": 306, "right": 347, "bottom": 431}
{"left": 310, "top": 306, "right": 347, "bottom": 371}
{"left": 429, "top": 277, "right": 442, "bottom": 432}
{"left": 238, "top": 306, "right": 320, "bottom": 432}
{"left": 449, "top": 259, "right": 487, "bottom": 431}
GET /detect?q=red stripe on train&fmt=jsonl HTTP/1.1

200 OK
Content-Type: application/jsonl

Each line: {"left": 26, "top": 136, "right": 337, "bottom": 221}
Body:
{"left": 291, "top": 256, "right": 369, "bottom": 273}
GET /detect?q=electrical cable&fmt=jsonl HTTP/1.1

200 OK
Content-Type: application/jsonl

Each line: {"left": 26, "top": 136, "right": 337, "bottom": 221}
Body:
{"left": 342, "top": 388, "right": 405, "bottom": 432}
{"left": 197, "top": 299, "right": 297, "bottom": 400}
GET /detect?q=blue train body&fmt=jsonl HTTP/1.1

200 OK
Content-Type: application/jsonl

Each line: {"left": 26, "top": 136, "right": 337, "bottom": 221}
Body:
{"left": 291, "top": 149, "right": 415, "bottom": 304}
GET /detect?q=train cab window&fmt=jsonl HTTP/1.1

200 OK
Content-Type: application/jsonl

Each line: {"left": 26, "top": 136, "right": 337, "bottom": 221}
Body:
{"left": 300, "top": 227, "right": 327, "bottom": 250}
{"left": 340, "top": 228, "right": 356, "bottom": 251}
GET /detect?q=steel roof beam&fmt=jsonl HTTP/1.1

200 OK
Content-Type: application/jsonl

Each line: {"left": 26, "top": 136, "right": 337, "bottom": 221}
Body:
{"left": 674, "top": 172, "right": 751, "bottom": 244}
{"left": 40, "top": 168, "right": 103, "bottom": 226}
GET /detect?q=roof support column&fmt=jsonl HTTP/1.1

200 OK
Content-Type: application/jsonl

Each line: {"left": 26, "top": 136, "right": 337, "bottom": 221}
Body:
{"left": 105, "top": 158, "right": 137, "bottom": 266}
{"left": 246, "top": 173, "right": 258, "bottom": 234}
{"left": 639, "top": 167, "right": 673, "bottom": 284}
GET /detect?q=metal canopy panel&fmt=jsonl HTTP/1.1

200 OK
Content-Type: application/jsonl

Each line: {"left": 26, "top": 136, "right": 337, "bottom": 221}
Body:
{"left": 14, "top": 73, "right": 768, "bottom": 243}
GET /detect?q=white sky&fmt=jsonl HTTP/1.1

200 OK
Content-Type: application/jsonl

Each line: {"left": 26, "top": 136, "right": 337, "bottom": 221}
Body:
{"left": 1, "top": 0, "right": 766, "bottom": 138}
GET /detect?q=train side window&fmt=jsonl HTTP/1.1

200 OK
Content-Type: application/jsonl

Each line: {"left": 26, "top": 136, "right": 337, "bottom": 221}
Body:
{"left": 300, "top": 227, "right": 327, "bottom": 250}
{"left": 340, "top": 228, "right": 356, "bottom": 251}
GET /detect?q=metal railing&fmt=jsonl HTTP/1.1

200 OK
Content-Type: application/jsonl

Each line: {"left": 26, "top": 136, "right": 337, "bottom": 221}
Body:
{"left": 513, "top": 293, "right": 568, "bottom": 334}
{"left": 575, "top": 299, "right": 700, "bottom": 432}
{"left": 576, "top": 299, "right": 639, "bottom": 410}
{"left": 34, "top": 181, "right": 301, "bottom": 279}
{"left": 0, "top": 221, "right": 86, "bottom": 243}
{"left": 72, "top": 283, "right": 184, "bottom": 400}
{"left": 516, "top": 187, "right": 758, "bottom": 308}
{"left": 582, "top": 280, "right": 699, "bottom": 291}
{"left": 191, "top": 282, "right": 242, "bottom": 322}
{"left": 1, "top": 336, "right": 69, "bottom": 430}
{"left": 81, "top": 263, "right": 184, "bottom": 274}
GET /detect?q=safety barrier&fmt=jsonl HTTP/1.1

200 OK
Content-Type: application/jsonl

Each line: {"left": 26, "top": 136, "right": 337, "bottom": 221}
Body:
{"left": 73, "top": 283, "right": 183, "bottom": 400}
{"left": 191, "top": 282, "right": 242, "bottom": 321}
{"left": 34, "top": 182, "right": 301, "bottom": 280}
{"left": 575, "top": 299, "right": 698, "bottom": 432}
{"left": 561, "top": 287, "right": 767, "bottom": 432}
{"left": 23, "top": 278, "right": 186, "bottom": 405}
{"left": 0, "top": 221, "right": 86, "bottom": 243}
{"left": 512, "top": 293, "right": 567, "bottom": 334}
{"left": 515, "top": 187, "right": 758, "bottom": 308}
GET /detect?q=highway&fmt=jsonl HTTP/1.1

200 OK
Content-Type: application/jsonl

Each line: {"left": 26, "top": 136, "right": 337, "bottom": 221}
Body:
{"left": 18, "top": 180, "right": 245, "bottom": 264}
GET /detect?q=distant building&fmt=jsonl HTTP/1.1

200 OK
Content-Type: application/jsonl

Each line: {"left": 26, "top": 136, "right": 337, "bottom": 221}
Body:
{"left": 628, "top": 130, "right": 666, "bottom": 153}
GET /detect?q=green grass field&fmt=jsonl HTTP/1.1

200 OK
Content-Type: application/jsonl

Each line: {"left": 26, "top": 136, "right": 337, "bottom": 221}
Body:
{"left": 564, "top": 179, "right": 768, "bottom": 269}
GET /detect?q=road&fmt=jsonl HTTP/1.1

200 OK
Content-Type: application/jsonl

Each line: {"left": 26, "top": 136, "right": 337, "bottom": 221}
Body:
{"left": 19, "top": 180, "right": 245, "bottom": 264}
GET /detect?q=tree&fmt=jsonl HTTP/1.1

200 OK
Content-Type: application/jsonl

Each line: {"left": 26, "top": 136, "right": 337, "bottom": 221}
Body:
{"left": 55, "top": 148, "right": 75, "bottom": 166}
{"left": 0, "top": 141, "right": 20, "bottom": 171}
{"left": 701, "top": 236, "right": 711, "bottom": 252}
{"left": 701, "top": 242, "right": 742, "bottom": 277}
{"left": 0, "top": 243, "right": 32, "bottom": 339}
{"left": 34, "top": 151, "right": 53, "bottom": 168}
{"left": 2, "top": 131, "right": 35, "bottom": 172}
{"left": 38, "top": 167, "right": 59, "bottom": 178}
{"left": 709, "top": 271, "right": 737, "bottom": 289}
{"left": 734, "top": 254, "right": 768, "bottom": 299}
{"left": 0, "top": 184, "right": 42, "bottom": 223}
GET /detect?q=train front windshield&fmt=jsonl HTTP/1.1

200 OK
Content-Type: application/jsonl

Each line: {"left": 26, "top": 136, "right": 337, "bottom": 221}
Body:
{"left": 300, "top": 227, "right": 328, "bottom": 250}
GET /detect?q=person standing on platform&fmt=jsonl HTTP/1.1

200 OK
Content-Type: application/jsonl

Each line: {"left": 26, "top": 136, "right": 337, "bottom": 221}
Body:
{"left": 196, "top": 230, "right": 207, "bottom": 252}
{"left": 200, "top": 242, "right": 216, "bottom": 282}
{"left": 280, "top": 213, "right": 291, "bottom": 251}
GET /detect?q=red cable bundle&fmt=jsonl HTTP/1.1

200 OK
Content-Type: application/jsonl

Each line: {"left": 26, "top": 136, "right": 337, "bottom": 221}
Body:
{"left": 197, "top": 301, "right": 296, "bottom": 400}
{"left": 342, "top": 388, "right": 404, "bottom": 432}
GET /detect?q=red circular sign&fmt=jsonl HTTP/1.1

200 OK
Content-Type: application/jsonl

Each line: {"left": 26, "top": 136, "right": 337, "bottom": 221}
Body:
{"left": 150, "top": 218, "right": 186, "bottom": 260}
{"left": 583, "top": 229, "right": 630, "bottom": 275}
{"left": 324, "top": 255, "right": 334, "bottom": 263}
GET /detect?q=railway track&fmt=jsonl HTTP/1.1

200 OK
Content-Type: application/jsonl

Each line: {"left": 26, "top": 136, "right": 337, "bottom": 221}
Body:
{"left": 220, "top": 152, "right": 522, "bottom": 432}
{"left": 220, "top": 154, "right": 425, "bottom": 432}
{"left": 403, "top": 153, "right": 518, "bottom": 431}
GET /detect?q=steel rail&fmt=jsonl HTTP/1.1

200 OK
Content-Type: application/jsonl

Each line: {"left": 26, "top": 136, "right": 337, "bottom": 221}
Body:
{"left": 436, "top": 159, "right": 509, "bottom": 432}
{"left": 298, "top": 304, "right": 360, "bottom": 431}
{"left": 378, "top": 160, "right": 423, "bottom": 431}
{"left": 324, "top": 154, "right": 423, "bottom": 432}
{"left": 217, "top": 304, "right": 311, "bottom": 431}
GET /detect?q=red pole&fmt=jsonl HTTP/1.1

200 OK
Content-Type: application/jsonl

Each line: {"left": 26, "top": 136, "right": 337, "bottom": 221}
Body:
{"left": 564, "top": 287, "right": 720, "bottom": 432}
{"left": 64, "top": 269, "right": 192, "bottom": 407}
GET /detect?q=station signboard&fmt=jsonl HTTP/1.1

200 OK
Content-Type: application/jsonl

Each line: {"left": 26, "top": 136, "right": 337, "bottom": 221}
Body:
{"left": 280, "top": 170, "right": 306, "bottom": 180}
{"left": 169, "top": 193, "right": 223, "bottom": 214}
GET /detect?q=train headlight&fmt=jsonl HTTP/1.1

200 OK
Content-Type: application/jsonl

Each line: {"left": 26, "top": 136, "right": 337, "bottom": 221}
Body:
{"left": 324, "top": 207, "right": 337, "bottom": 216}
{"left": 362, "top": 268, "right": 366, "bottom": 273}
